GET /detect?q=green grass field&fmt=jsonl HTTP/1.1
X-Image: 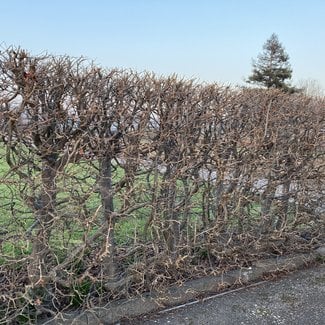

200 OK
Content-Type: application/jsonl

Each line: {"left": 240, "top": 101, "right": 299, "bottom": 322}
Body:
{"left": 0, "top": 147, "right": 195, "bottom": 259}
{"left": 0, "top": 143, "right": 278, "bottom": 263}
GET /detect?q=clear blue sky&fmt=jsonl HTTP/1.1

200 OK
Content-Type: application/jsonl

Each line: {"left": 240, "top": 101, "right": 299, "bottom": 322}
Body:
{"left": 1, "top": 0, "right": 325, "bottom": 90}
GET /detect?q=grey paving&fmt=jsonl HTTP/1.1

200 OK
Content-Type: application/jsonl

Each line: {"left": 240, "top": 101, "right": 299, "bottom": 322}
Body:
{"left": 122, "top": 265, "right": 325, "bottom": 325}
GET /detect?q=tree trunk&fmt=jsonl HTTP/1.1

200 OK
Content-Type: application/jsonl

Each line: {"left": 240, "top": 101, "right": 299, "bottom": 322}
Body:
{"left": 161, "top": 164, "right": 179, "bottom": 257}
{"left": 28, "top": 157, "right": 57, "bottom": 287}
{"left": 275, "top": 180, "right": 291, "bottom": 230}
{"left": 99, "top": 154, "right": 116, "bottom": 280}
{"left": 260, "top": 181, "right": 276, "bottom": 234}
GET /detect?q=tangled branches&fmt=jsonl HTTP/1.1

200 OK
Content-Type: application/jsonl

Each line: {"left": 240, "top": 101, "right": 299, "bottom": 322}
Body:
{"left": 0, "top": 47, "right": 324, "bottom": 323}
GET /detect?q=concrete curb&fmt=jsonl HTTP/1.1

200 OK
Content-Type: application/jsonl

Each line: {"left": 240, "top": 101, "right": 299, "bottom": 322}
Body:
{"left": 42, "top": 247, "right": 325, "bottom": 325}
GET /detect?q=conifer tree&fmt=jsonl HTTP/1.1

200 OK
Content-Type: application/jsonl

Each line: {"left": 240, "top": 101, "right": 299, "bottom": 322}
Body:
{"left": 247, "top": 33, "right": 295, "bottom": 92}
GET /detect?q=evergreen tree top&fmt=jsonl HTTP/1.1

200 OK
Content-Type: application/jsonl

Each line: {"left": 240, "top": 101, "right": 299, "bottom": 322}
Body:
{"left": 247, "top": 33, "right": 295, "bottom": 92}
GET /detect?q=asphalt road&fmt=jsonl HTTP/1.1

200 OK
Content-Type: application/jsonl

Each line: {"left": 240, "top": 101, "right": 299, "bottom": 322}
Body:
{"left": 121, "top": 264, "right": 325, "bottom": 325}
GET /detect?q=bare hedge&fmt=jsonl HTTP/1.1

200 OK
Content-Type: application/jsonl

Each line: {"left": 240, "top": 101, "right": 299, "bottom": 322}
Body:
{"left": 0, "top": 48, "right": 324, "bottom": 323}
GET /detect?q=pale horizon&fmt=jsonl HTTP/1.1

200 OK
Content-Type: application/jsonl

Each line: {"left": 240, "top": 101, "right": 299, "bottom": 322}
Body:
{"left": 1, "top": 0, "right": 324, "bottom": 92}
